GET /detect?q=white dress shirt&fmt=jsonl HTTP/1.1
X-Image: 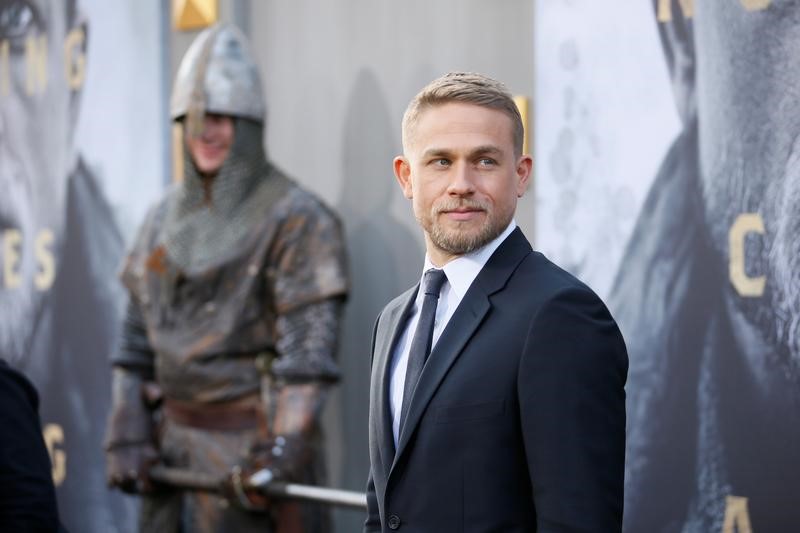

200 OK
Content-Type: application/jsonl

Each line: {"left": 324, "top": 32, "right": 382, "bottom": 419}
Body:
{"left": 389, "top": 220, "right": 518, "bottom": 445}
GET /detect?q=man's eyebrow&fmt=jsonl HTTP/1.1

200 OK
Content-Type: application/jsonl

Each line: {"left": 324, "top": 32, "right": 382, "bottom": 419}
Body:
{"left": 421, "top": 148, "right": 454, "bottom": 159}
{"left": 469, "top": 146, "right": 503, "bottom": 157}
{"left": 420, "top": 145, "right": 504, "bottom": 159}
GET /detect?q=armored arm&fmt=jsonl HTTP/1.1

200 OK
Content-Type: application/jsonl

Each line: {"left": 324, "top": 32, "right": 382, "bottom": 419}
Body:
{"left": 225, "top": 192, "right": 348, "bottom": 511}
{"left": 104, "top": 298, "right": 159, "bottom": 493}
{"left": 256, "top": 298, "right": 343, "bottom": 481}
{"left": 226, "top": 298, "right": 343, "bottom": 511}
{"left": 255, "top": 195, "right": 347, "bottom": 480}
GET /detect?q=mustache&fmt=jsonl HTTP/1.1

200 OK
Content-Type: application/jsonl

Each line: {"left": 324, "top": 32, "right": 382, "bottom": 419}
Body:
{"left": 432, "top": 198, "right": 489, "bottom": 215}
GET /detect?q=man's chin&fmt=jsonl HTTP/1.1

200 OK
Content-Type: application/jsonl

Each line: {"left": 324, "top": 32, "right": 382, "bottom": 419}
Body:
{"left": 767, "top": 184, "right": 800, "bottom": 382}
{"left": 734, "top": 261, "right": 800, "bottom": 386}
{"left": 428, "top": 222, "right": 499, "bottom": 256}
{"left": 769, "top": 274, "right": 800, "bottom": 383}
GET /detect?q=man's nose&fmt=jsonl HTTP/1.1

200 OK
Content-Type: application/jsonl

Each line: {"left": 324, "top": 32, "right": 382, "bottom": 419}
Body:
{"left": 199, "top": 119, "right": 219, "bottom": 139}
{"left": 200, "top": 126, "right": 215, "bottom": 141}
{"left": 446, "top": 162, "right": 476, "bottom": 195}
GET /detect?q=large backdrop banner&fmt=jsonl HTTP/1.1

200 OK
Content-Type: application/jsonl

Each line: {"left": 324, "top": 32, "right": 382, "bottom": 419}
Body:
{"left": 536, "top": 1, "right": 799, "bottom": 531}
{"left": 0, "top": 1, "right": 165, "bottom": 531}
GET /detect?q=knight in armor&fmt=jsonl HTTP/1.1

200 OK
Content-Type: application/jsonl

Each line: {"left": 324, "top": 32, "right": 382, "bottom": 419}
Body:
{"left": 103, "top": 24, "right": 348, "bottom": 532}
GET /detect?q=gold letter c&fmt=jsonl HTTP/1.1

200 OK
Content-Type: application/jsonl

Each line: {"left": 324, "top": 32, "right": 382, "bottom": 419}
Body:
{"left": 729, "top": 213, "right": 766, "bottom": 297}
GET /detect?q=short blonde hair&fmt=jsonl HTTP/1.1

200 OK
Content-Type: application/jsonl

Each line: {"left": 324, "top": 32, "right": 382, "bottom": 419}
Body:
{"left": 402, "top": 72, "right": 524, "bottom": 156}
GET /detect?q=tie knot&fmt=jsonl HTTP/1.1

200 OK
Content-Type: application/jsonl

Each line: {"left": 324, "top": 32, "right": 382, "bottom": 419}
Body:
{"left": 422, "top": 269, "right": 447, "bottom": 297}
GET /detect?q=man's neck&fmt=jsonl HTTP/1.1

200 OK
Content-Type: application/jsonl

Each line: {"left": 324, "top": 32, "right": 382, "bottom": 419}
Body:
{"left": 425, "top": 241, "right": 459, "bottom": 268}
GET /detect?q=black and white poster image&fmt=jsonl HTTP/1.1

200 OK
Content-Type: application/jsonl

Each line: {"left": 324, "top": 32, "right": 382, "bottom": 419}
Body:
{"left": 0, "top": 1, "right": 164, "bottom": 531}
{"left": 536, "top": 1, "right": 799, "bottom": 531}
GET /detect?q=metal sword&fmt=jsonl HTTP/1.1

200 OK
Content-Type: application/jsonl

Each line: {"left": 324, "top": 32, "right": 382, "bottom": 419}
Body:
{"left": 148, "top": 465, "right": 367, "bottom": 510}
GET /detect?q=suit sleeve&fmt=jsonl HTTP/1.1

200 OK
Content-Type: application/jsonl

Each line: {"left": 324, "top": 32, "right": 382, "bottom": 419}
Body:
{"left": 364, "top": 470, "right": 381, "bottom": 532}
{"left": 364, "top": 313, "right": 383, "bottom": 532}
{"left": 519, "top": 287, "right": 628, "bottom": 532}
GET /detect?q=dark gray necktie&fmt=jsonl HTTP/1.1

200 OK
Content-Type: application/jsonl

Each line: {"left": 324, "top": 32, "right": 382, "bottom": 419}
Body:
{"left": 399, "top": 268, "right": 447, "bottom": 435}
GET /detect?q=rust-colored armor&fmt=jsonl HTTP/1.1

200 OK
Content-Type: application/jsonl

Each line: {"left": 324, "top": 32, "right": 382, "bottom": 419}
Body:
{"left": 121, "top": 169, "right": 346, "bottom": 401}
{"left": 105, "top": 23, "right": 348, "bottom": 532}
{"left": 105, "top": 165, "right": 347, "bottom": 532}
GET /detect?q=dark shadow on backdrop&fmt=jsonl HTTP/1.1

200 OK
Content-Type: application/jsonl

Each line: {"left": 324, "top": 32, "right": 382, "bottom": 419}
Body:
{"left": 333, "top": 67, "right": 422, "bottom": 532}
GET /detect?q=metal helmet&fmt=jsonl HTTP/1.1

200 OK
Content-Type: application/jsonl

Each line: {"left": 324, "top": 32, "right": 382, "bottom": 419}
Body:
{"left": 170, "top": 23, "right": 265, "bottom": 131}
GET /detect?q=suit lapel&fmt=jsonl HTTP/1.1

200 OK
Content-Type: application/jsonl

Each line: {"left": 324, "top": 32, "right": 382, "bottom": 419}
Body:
{"left": 391, "top": 228, "right": 532, "bottom": 471}
{"left": 391, "top": 286, "right": 490, "bottom": 470}
{"left": 372, "top": 285, "right": 417, "bottom": 475}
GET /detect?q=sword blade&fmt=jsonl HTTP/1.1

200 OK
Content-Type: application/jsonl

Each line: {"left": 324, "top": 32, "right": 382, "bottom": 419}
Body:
{"left": 148, "top": 465, "right": 367, "bottom": 510}
{"left": 266, "top": 480, "right": 368, "bottom": 509}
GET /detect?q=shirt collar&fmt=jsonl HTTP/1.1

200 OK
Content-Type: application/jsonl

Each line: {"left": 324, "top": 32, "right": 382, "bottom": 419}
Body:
{"left": 422, "top": 220, "right": 517, "bottom": 300}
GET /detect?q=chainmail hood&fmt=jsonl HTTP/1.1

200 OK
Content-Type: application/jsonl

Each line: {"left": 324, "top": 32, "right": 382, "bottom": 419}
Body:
{"left": 161, "top": 119, "right": 290, "bottom": 274}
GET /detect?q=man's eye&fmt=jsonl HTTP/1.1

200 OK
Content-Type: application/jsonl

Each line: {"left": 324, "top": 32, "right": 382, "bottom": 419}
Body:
{"left": 0, "top": 0, "right": 41, "bottom": 41}
{"left": 478, "top": 158, "right": 496, "bottom": 167}
{"left": 433, "top": 159, "right": 450, "bottom": 167}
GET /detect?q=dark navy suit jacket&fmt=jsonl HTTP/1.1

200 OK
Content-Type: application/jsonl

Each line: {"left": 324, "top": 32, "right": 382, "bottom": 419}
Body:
{"left": 0, "top": 359, "right": 62, "bottom": 532}
{"left": 365, "top": 228, "right": 628, "bottom": 532}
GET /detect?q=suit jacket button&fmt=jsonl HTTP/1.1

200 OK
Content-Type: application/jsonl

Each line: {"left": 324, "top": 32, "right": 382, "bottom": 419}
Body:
{"left": 387, "top": 514, "right": 401, "bottom": 530}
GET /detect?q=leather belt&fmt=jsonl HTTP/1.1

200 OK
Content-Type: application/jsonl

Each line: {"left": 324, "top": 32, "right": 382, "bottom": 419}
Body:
{"left": 163, "top": 394, "right": 264, "bottom": 432}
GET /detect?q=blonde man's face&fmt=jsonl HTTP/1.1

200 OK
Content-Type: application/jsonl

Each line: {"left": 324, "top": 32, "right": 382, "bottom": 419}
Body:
{"left": 394, "top": 102, "right": 531, "bottom": 266}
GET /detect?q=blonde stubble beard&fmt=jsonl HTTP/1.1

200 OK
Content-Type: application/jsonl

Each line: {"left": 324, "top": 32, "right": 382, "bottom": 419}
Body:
{"left": 418, "top": 197, "right": 513, "bottom": 257}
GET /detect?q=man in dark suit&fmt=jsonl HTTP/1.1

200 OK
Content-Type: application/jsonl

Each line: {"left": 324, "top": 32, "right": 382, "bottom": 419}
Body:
{"left": 364, "top": 72, "right": 628, "bottom": 532}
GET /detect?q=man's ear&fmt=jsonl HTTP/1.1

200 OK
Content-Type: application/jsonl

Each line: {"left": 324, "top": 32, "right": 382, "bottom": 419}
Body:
{"left": 515, "top": 155, "right": 533, "bottom": 197}
{"left": 652, "top": 0, "right": 696, "bottom": 124}
{"left": 393, "top": 156, "right": 413, "bottom": 199}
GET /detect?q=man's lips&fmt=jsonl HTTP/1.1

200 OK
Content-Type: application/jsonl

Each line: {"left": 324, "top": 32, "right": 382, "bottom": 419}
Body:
{"left": 440, "top": 208, "right": 485, "bottom": 221}
{"left": 200, "top": 144, "right": 224, "bottom": 156}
